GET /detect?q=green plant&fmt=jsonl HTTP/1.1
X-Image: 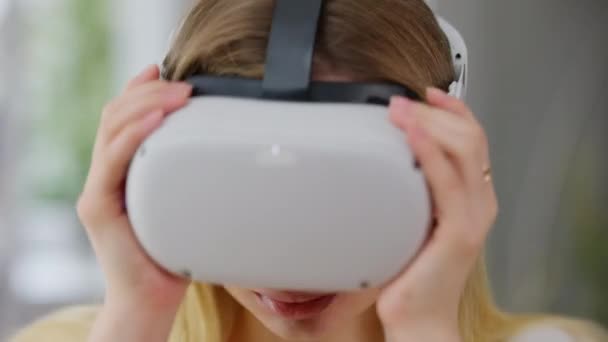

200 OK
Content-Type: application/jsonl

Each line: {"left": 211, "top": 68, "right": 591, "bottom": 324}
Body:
{"left": 571, "top": 149, "right": 608, "bottom": 326}
{"left": 29, "top": 0, "right": 111, "bottom": 202}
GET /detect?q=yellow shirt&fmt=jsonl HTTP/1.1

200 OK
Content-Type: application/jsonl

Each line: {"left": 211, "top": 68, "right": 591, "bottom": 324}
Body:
{"left": 10, "top": 306, "right": 99, "bottom": 342}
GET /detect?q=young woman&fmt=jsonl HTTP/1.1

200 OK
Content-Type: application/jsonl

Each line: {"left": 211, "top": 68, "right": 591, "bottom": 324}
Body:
{"left": 12, "top": 0, "right": 608, "bottom": 341}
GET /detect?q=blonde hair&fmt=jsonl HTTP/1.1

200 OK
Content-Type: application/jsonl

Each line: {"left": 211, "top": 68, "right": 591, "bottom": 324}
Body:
{"left": 163, "top": 260, "right": 607, "bottom": 342}
{"left": 11, "top": 0, "right": 608, "bottom": 341}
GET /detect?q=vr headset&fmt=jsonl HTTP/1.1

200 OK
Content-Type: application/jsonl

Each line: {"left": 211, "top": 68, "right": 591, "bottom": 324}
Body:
{"left": 126, "top": 0, "right": 468, "bottom": 291}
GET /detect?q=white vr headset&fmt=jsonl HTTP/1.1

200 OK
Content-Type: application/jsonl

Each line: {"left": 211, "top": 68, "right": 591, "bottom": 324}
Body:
{"left": 126, "top": 0, "right": 469, "bottom": 291}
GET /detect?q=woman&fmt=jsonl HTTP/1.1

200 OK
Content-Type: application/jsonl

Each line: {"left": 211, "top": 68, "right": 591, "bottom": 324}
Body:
{"left": 12, "top": 0, "right": 608, "bottom": 341}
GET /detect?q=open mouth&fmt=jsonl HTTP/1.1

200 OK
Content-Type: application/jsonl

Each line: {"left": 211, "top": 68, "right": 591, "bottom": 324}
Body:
{"left": 254, "top": 291, "right": 337, "bottom": 320}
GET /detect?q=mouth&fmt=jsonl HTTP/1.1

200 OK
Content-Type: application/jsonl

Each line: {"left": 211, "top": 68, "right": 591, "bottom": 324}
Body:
{"left": 253, "top": 291, "right": 337, "bottom": 320}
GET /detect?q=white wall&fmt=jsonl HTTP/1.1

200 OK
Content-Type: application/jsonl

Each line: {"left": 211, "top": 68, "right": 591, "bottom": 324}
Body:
{"left": 0, "top": 0, "right": 21, "bottom": 275}
{"left": 109, "top": 0, "right": 193, "bottom": 90}
{"left": 0, "top": 0, "right": 29, "bottom": 337}
{"left": 438, "top": 0, "right": 608, "bottom": 311}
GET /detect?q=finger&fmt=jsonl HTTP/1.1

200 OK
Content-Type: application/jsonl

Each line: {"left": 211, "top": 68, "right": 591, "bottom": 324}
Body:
{"left": 101, "top": 80, "right": 168, "bottom": 125}
{"left": 99, "top": 110, "right": 165, "bottom": 192}
{"left": 378, "top": 124, "right": 474, "bottom": 317}
{"left": 426, "top": 87, "right": 474, "bottom": 120}
{"left": 391, "top": 97, "right": 499, "bottom": 231}
{"left": 390, "top": 97, "right": 487, "bottom": 194}
{"left": 99, "top": 81, "right": 188, "bottom": 140}
{"left": 420, "top": 91, "right": 496, "bottom": 213}
{"left": 104, "top": 82, "right": 192, "bottom": 141}
{"left": 404, "top": 122, "right": 468, "bottom": 225}
{"left": 406, "top": 124, "right": 494, "bottom": 257}
{"left": 421, "top": 203, "right": 489, "bottom": 278}
{"left": 426, "top": 88, "right": 492, "bottom": 182}
{"left": 124, "top": 64, "right": 160, "bottom": 93}
{"left": 391, "top": 97, "right": 475, "bottom": 155}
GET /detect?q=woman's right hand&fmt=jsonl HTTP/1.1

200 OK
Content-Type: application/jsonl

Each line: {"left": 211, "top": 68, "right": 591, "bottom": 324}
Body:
{"left": 76, "top": 65, "right": 193, "bottom": 342}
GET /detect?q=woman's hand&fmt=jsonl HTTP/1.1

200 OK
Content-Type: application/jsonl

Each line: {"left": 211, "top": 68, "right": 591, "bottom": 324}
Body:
{"left": 76, "top": 65, "right": 193, "bottom": 342}
{"left": 377, "top": 87, "right": 499, "bottom": 342}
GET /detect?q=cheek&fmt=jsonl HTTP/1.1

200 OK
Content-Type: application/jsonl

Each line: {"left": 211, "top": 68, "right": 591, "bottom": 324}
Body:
{"left": 326, "top": 288, "right": 382, "bottom": 319}
{"left": 224, "top": 286, "right": 257, "bottom": 312}
{"left": 224, "top": 286, "right": 276, "bottom": 325}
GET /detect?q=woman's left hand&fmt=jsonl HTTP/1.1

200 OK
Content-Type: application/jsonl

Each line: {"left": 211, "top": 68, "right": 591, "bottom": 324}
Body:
{"left": 377, "top": 87, "right": 499, "bottom": 342}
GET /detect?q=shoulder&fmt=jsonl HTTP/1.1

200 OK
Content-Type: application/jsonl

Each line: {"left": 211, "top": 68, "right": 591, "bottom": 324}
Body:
{"left": 508, "top": 318, "right": 608, "bottom": 342}
{"left": 509, "top": 324, "right": 575, "bottom": 342}
{"left": 9, "top": 305, "right": 100, "bottom": 342}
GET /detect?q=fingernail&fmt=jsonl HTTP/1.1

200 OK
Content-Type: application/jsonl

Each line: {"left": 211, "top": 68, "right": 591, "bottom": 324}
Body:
{"left": 390, "top": 95, "right": 409, "bottom": 105}
{"left": 177, "top": 82, "right": 193, "bottom": 92}
{"left": 167, "top": 83, "right": 193, "bottom": 101}
{"left": 426, "top": 87, "right": 445, "bottom": 98}
{"left": 139, "top": 64, "right": 157, "bottom": 76}
{"left": 392, "top": 95, "right": 412, "bottom": 109}
{"left": 391, "top": 97, "right": 415, "bottom": 126}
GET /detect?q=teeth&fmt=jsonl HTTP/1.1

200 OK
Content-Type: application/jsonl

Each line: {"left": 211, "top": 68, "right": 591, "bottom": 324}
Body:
{"left": 289, "top": 297, "right": 319, "bottom": 303}
{"left": 261, "top": 295, "right": 280, "bottom": 311}
{"left": 261, "top": 294, "right": 323, "bottom": 304}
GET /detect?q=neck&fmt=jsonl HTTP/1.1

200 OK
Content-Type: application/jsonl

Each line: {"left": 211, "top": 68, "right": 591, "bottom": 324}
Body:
{"left": 229, "top": 306, "right": 384, "bottom": 342}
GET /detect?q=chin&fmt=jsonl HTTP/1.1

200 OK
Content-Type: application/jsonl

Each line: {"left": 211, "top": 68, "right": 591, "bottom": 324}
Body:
{"left": 250, "top": 292, "right": 348, "bottom": 341}
{"left": 264, "top": 316, "right": 333, "bottom": 341}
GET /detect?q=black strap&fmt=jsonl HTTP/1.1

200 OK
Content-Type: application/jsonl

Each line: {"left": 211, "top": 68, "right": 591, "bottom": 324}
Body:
{"left": 187, "top": 75, "right": 422, "bottom": 105}
{"left": 262, "top": 0, "right": 324, "bottom": 100}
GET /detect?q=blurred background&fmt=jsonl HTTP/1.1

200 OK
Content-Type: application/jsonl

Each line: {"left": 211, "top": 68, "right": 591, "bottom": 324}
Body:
{"left": 0, "top": 0, "right": 606, "bottom": 339}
